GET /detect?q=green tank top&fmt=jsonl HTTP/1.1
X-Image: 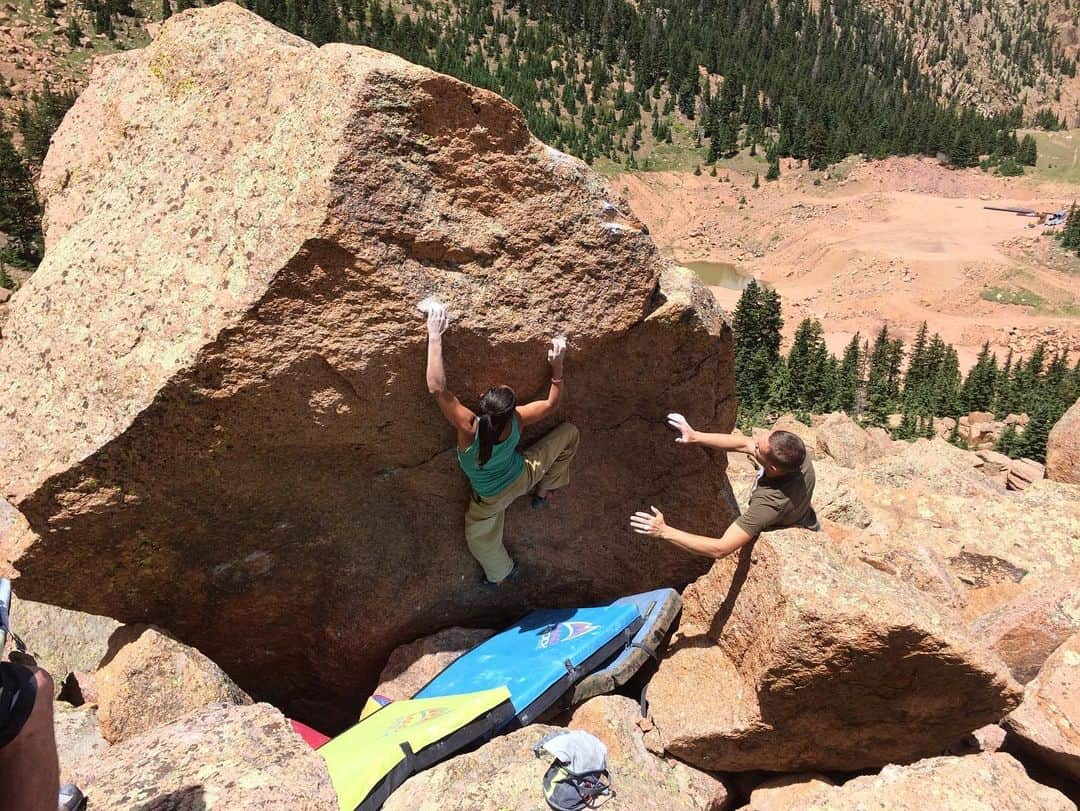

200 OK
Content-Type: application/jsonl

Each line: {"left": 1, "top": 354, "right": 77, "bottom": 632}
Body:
{"left": 457, "top": 414, "right": 525, "bottom": 498}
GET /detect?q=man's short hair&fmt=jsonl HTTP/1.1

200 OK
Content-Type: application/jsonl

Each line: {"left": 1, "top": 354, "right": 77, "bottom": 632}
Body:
{"left": 767, "top": 430, "right": 806, "bottom": 473}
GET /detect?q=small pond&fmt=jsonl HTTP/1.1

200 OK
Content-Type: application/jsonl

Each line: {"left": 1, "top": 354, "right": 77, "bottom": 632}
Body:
{"left": 680, "top": 261, "right": 757, "bottom": 291}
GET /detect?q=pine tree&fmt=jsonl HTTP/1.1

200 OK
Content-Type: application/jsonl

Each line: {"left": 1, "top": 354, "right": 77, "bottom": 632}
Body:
{"left": 752, "top": 172, "right": 760, "bottom": 189}
{"left": 950, "top": 126, "right": 979, "bottom": 169}
{"left": 834, "top": 333, "right": 862, "bottom": 413}
{"left": 1017, "top": 134, "right": 1037, "bottom": 166}
{"left": 733, "top": 280, "right": 783, "bottom": 415}
{"left": 0, "top": 127, "right": 42, "bottom": 267}
{"left": 161, "top": 0, "right": 172, "bottom": 20}
{"left": 1060, "top": 203, "right": 1080, "bottom": 250}
{"left": 67, "top": 12, "right": 84, "bottom": 45}
{"left": 960, "top": 342, "right": 998, "bottom": 413}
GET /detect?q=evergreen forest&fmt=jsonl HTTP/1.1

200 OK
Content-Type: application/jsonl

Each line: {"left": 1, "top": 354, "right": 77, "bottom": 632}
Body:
{"left": 732, "top": 280, "right": 1080, "bottom": 462}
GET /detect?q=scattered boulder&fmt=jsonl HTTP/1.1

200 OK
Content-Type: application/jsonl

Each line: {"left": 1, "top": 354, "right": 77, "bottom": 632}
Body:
{"left": 2, "top": 594, "right": 119, "bottom": 694}
{"left": 1046, "top": 399, "right": 1080, "bottom": 484}
{"left": 0, "top": 3, "right": 735, "bottom": 720}
{"left": 645, "top": 530, "right": 1021, "bottom": 772}
{"left": 846, "top": 439, "right": 1080, "bottom": 586}
{"left": 69, "top": 702, "right": 337, "bottom": 810}
{"left": 372, "top": 627, "right": 495, "bottom": 701}
{"left": 747, "top": 773, "right": 835, "bottom": 811}
{"left": 812, "top": 461, "right": 873, "bottom": 529}
{"left": 947, "top": 723, "right": 1007, "bottom": 756}
{"left": 1004, "top": 632, "right": 1080, "bottom": 780}
{"left": 795, "top": 753, "right": 1072, "bottom": 810}
{"left": 975, "top": 449, "right": 1012, "bottom": 487}
{"left": 567, "top": 696, "right": 730, "bottom": 810}
{"left": 815, "top": 412, "right": 878, "bottom": 468}
{"left": 771, "top": 414, "right": 817, "bottom": 458}
{"left": 96, "top": 625, "right": 251, "bottom": 743}
{"left": 59, "top": 670, "right": 100, "bottom": 707}
{"left": 1007, "top": 457, "right": 1045, "bottom": 491}
{"left": 386, "top": 706, "right": 728, "bottom": 811}
{"left": 53, "top": 702, "right": 109, "bottom": 784}
{"left": 968, "top": 578, "right": 1080, "bottom": 684}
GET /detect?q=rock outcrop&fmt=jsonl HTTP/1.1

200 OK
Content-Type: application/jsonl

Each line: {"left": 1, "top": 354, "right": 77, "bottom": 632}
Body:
{"left": 69, "top": 702, "right": 337, "bottom": 810}
{"left": 0, "top": 4, "right": 734, "bottom": 724}
{"left": 96, "top": 625, "right": 251, "bottom": 743}
{"left": 371, "top": 627, "right": 494, "bottom": 701}
{"left": 385, "top": 700, "right": 729, "bottom": 811}
{"left": 815, "top": 412, "right": 880, "bottom": 468}
{"left": 645, "top": 530, "right": 1022, "bottom": 772}
{"left": 1004, "top": 633, "right": 1080, "bottom": 780}
{"left": 2, "top": 593, "right": 120, "bottom": 695}
{"left": 968, "top": 578, "right": 1080, "bottom": 683}
{"left": 1046, "top": 399, "right": 1080, "bottom": 484}
{"left": 786, "top": 753, "right": 1073, "bottom": 810}
{"left": 53, "top": 702, "right": 109, "bottom": 784}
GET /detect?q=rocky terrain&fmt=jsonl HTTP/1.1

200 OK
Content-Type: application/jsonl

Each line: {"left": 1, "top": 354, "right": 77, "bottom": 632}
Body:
{"left": 0, "top": 5, "right": 1078, "bottom": 810}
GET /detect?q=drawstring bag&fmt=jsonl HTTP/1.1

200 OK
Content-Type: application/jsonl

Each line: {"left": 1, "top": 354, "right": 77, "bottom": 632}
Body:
{"left": 533, "top": 730, "right": 613, "bottom": 810}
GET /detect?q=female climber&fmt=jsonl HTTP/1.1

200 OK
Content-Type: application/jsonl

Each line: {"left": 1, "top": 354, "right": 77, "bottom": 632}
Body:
{"left": 423, "top": 299, "right": 579, "bottom": 586}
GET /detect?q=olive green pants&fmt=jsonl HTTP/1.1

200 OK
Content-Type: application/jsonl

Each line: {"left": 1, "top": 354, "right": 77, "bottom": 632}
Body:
{"left": 465, "top": 422, "right": 580, "bottom": 582}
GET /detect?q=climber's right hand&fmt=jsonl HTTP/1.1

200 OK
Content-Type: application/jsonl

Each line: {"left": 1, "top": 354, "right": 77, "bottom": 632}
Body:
{"left": 426, "top": 304, "right": 448, "bottom": 338}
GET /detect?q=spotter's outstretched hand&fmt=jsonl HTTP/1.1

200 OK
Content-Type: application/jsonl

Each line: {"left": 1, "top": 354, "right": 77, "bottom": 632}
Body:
{"left": 630, "top": 506, "right": 667, "bottom": 538}
{"left": 667, "top": 413, "right": 695, "bottom": 444}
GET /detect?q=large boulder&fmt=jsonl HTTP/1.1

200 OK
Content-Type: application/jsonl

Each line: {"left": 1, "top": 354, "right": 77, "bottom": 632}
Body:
{"left": 0, "top": 4, "right": 734, "bottom": 724}
{"left": 842, "top": 439, "right": 1080, "bottom": 588}
{"left": 371, "top": 627, "right": 495, "bottom": 701}
{"left": 1, "top": 594, "right": 120, "bottom": 695}
{"left": 1046, "top": 399, "right": 1080, "bottom": 484}
{"left": 53, "top": 702, "right": 109, "bottom": 785}
{"left": 785, "top": 753, "right": 1073, "bottom": 810}
{"left": 96, "top": 625, "right": 251, "bottom": 743}
{"left": 386, "top": 701, "right": 729, "bottom": 811}
{"left": 814, "top": 412, "right": 878, "bottom": 468}
{"left": 968, "top": 578, "right": 1080, "bottom": 684}
{"left": 69, "top": 702, "right": 337, "bottom": 809}
{"left": 1007, "top": 457, "right": 1045, "bottom": 491}
{"left": 566, "top": 696, "right": 730, "bottom": 810}
{"left": 644, "top": 529, "right": 1021, "bottom": 772}
{"left": 1004, "top": 632, "right": 1080, "bottom": 780}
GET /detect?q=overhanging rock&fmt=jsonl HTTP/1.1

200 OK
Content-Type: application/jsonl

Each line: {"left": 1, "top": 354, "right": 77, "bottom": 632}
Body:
{"left": 0, "top": 4, "right": 735, "bottom": 727}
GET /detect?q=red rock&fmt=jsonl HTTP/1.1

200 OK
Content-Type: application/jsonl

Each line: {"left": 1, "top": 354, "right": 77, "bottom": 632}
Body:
{"left": 372, "top": 627, "right": 494, "bottom": 701}
{"left": 70, "top": 702, "right": 337, "bottom": 809}
{"left": 748, "top": 773, "right": 835, "bottom": 810}
{"left": 1046, "top": 399, "right": 1080, "bottom": 484}
{"left": 96, "top": 625, "right": 251, "bottom": 743}
{"left": 645, "top": 530, "right": 1021, "bottom": 772}
{"left": 969, "top": 578, "right": 1080, "bottom": 684}
{"left": 815, "top": 412, "right": 878, "bottom": 468}
{"left": 798, "top": 753, "right": 1072, "bottom": 809}
{"left": 1007, "top": 457, "right": 1045, "bottom": 491}
{"left": 1005, "top": 633, "right": 1080, "bottom": 780}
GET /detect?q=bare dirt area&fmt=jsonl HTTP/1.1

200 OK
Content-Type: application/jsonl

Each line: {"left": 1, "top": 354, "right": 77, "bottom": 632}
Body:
{"left": 615, "top": 156, "right": 1080, "bottom": 368}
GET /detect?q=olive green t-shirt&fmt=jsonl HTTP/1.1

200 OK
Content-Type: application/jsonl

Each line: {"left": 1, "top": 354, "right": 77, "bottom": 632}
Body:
{"left": 734, "top": 454, "right": 817, "bottom": 537}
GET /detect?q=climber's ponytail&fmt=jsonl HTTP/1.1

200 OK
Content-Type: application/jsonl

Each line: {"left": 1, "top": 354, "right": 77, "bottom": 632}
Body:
{"left": 477, "top": 386, "right": 517, "bottom": 467}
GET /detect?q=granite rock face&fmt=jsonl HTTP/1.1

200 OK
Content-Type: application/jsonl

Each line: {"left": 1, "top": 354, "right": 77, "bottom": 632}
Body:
{"left": 385, "top": 700, "right": 729, "bottom": 811}
{"left": 645, "top": 530, "right": 1022, "bottom": 772}
{"left": 68, "top": 702, "right": 337, "bottom": 810}
{"left": 1046, "top": 399, "right": 1080, "bottom": 484}
{"left": 95, "top": 625, "right": 252, "bottom": 743}
{"left": 792, "top": 753, "right": 1073, "bottom": 810}
{"left": 1005, "top": 632, "right": 1080, "bottom": 780}
{"left": 0, "top": 3, "right": 734, "bottom": 724}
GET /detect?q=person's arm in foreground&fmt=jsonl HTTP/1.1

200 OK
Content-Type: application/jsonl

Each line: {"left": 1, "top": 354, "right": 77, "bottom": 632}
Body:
{"left": 629, "top": 507, "right": 754, "bottom": 559}
{"left": 517, "top": 336, "right": 567, "bottom": 426}
{"left": 667, "top": 413, "right": 756, "bottom": 454}
{"left": 424, "top": 303, "right": 474, "bottom": 432}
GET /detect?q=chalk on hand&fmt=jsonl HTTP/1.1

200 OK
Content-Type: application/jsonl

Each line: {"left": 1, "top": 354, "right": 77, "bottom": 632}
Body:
{"left": 417, "top": 296, "right": 450, "bottom": 326}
